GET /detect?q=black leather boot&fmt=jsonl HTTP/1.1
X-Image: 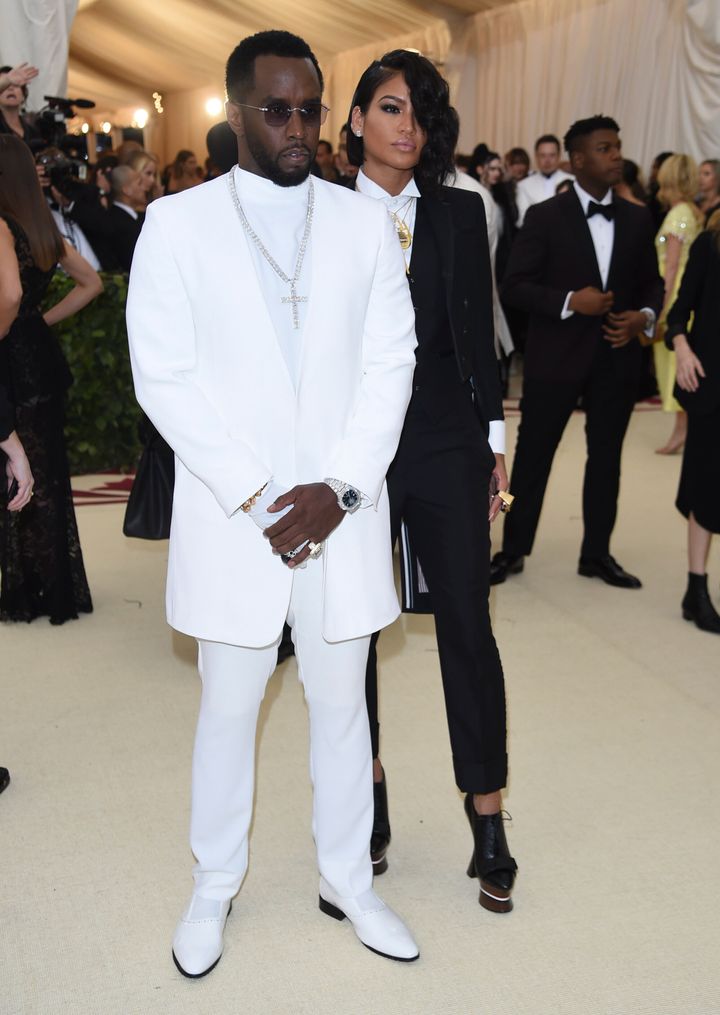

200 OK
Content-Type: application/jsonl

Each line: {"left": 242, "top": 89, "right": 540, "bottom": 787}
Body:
{"left": 464, "top": 794, "right": 517, "bottom": 912}
{"left": 371, "top": 768, "right": 391, "bottom": 875}
{"left": 682, "top": 573, "right": 720, "bottom": 634}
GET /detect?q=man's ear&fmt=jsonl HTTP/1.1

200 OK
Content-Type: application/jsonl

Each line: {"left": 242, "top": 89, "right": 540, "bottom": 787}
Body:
{"left": 226, "top": 100, "right": 244, "bottom": 139}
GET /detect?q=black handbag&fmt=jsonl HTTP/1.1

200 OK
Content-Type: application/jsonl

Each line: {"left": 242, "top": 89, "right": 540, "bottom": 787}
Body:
{"left": 123, "top": 418, "right": 174, "bottom": 540}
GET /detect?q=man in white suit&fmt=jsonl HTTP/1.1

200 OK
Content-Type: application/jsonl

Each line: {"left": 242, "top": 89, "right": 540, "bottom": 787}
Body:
{"left": 126, "top": 30, "right": 419, "bottom": 976}
{"left": 515, "top": 133, "right": 574, "bottom": 226}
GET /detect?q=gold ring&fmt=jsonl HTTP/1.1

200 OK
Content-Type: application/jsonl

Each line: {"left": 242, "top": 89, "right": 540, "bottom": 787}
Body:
{"left": 307, "top": 541, "right": 323, "bottom": 560}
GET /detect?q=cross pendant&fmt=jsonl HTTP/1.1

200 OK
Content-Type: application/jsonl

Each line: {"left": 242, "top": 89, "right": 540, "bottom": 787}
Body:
{"left": 281, "top": 284, "right": 308, "bottom": 330}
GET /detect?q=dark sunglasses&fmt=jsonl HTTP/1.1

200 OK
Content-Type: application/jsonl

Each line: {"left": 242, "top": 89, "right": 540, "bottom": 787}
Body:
{"left": 235, "top": 101, "right": 330, "bottom": 127}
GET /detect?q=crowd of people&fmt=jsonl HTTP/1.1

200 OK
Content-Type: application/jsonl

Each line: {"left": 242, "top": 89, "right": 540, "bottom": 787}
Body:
{"left": 0, "top": 34, "right": 718, "bottom": 982}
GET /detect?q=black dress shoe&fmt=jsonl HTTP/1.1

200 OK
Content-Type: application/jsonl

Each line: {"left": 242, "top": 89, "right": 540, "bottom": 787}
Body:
{"left": 682, "top": 573, "right": 720, "bottom": 634}
{"left": 0, "top": 768, "right": 10, "bottom": 795}
{"left": 578, "top": 555, "right": 642, "bottom": 589}
{"left": 464, "top": 795, "right": 517, "bottom": 913}
{"left": 371, "top": 768, "right": 391, "bottom": 875}
{"left": 489, "top": 552, "right": 525, "bottom": 586}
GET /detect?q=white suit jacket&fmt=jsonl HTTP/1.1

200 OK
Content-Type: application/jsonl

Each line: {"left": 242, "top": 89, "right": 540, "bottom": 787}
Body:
{"left": 126, "top": 174, "right": 416, "bottom": 646}
{"left": 516, "top": 169, "right": 574, "bottom": 226}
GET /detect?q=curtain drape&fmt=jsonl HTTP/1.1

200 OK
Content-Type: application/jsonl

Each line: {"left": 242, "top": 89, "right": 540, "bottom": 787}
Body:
{"left": 450, "top": 0, "right": 720, "bottom": 174}
{"left": 0, "top": 0, "right": 78, "bottom": 108}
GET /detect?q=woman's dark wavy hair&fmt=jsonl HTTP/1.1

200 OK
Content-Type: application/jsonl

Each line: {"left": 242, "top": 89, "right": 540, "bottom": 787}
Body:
{"left": 346, "top": 50, "right": 458, "bottom": 193}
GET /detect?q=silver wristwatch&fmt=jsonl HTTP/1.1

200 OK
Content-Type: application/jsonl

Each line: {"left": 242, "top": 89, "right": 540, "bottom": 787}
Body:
{"left": 324, "top": 478, "right": 361, "bottom": 514}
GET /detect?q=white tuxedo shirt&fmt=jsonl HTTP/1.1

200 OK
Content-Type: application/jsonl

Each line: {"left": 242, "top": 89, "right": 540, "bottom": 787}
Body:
{"left": 126, "top": 173, "right": 417, "bottom": 646}
{"left": 516, "top": 169, "right": 574, "bottom": 226}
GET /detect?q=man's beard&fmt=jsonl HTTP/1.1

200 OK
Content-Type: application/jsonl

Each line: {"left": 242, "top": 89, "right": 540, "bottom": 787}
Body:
{"left": 246, "top": 133, "right": 313, "bottom": 188}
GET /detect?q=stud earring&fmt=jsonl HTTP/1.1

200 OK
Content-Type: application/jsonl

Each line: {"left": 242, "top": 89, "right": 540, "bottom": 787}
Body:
{"left": 355, "top": 130, "right": 363, "bottom": 138}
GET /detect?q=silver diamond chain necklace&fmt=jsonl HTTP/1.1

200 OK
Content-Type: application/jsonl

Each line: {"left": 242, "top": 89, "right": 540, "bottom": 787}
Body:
{"left": 227, "top": 172, "right": 314, "bottom": 330}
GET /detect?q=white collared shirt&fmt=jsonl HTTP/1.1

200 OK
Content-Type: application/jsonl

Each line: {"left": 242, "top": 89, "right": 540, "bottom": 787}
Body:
{"left": 356, "top": 168, "right": 504, "bottom": 454}
{"left": 355, "top": 168, "right": 420, "bottom": 270}
{"left": 573, "top": 180, "right": 614, "bottom": 287}
{"left": 113, "top": 201, "right": 139, "bottom": 220}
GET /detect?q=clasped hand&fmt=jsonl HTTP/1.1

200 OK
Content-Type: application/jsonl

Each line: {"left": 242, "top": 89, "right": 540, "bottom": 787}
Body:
{"left": 264, "top": 483, "right": 344, "bottom": 568}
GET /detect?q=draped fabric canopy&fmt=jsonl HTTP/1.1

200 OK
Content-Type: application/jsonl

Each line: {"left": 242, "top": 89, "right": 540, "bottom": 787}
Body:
{"left": 452, "top": 0, "right": 720, "bottom": 175}
{"left": 4, "top": 0, "right": 718, "bottom": 173}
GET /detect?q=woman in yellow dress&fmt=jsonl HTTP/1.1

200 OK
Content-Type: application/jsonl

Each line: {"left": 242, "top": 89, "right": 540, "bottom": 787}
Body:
{"left": 654, "top": 154, "right": 703, "bottom": 454}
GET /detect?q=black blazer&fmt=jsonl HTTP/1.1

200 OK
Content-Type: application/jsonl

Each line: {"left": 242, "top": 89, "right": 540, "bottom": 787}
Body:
{"left": 106, "top": 205, "right": 143, "bottom": 273}
{"left": 665, "top": 229, "right": 720, "bottom": 413}
{"left": 500, "top": 188, "right": 663, "bottom": 384}
{"left": 416, "top": 186, "right": 503, "bottom": 429}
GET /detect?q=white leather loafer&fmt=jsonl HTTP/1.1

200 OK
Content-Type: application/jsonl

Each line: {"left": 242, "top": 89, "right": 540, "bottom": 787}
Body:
{"left": 172, "top": 895, "right": 232, "bottom": 978}
{"left": 318, "top": 878, "right": 419, "bottom": 962}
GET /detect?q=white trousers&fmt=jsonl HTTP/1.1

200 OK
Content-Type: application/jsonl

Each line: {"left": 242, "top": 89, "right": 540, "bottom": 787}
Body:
{"left": 189, "top": 559, "right": 374, "bottom": 901}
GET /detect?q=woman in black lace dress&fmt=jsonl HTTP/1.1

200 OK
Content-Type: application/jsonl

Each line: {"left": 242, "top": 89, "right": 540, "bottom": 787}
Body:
{"left": 0, "top": 135, "right": 102, "bottom": 623}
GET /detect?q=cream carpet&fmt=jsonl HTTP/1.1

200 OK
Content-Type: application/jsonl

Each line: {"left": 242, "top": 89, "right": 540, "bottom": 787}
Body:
{"left": 2, "top": 406, "right": 719, "bottom": 1015}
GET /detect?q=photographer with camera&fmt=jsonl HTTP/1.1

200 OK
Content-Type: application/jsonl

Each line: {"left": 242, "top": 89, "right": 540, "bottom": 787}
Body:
{"left": 0, "top": 65, "right": 42, "bottom": 147}
{"left": 36, "top": 147, "right": 101, "bottom": 270}
{"left": 36, "top": 147, "right": 104, "bottom": 269}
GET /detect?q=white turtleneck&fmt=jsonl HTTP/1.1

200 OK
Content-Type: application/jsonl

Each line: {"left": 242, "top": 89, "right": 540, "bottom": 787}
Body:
{"left": 231, "top": 166, "right": 313, "bottom": 389}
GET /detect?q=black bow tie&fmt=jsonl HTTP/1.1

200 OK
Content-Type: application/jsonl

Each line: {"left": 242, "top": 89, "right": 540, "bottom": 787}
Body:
{"left": 587, "top": 201, "right": 614, "bottom": 221}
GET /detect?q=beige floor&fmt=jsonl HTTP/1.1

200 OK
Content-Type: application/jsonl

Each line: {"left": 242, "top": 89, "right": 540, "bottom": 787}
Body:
{"left": 2, "top": 407, "right": 719, "bottom": 1015}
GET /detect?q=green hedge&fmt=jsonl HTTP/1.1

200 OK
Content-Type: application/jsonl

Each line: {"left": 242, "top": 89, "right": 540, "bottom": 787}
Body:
{"left": 44, "top": 272, "right": 142, "bottom": 475}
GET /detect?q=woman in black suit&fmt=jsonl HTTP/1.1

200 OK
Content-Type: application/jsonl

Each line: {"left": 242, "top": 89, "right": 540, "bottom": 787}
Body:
{"left": 665, "top": 214, "right": 720, "bottom": 633}
{"left": 348, "top": 50, "right": 517, "bottom": 911}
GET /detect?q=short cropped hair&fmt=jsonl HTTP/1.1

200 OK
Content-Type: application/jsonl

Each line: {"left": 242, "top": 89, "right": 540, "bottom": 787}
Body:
{"left": 347, "top": 49, "right": 458, "bottom": 193}
{"left": 535, "top": 134, "right": 560, "bottom": 152}
{"left": 226, "top": 30, "right": 323, "bottom": 103}
{"left": 563, "top": 115, "right": 620, "bottom": 154}
{"left": 110, "top": 164, "right": 136, "bottom": 201}
{"left": 317, "top": 140, "right": 333, "bottom": 154}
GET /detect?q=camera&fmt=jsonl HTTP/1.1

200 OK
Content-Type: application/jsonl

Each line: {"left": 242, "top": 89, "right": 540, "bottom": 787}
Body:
{"left": 36, "top": 147, "right": 88, "bottom": 200}
{"left": 32, "top": 94, "right": 95, "bottom": 148}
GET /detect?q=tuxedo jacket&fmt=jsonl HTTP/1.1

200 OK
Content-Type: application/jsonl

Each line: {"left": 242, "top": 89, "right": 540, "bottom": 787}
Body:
{"left": 107, "top": 205, "right": 143, "bottom": 273}
{"left": 411, "top": 186, "right": 503, "bottom": 432}
{"left": 666, "top": 229, "right": 720, "bottom": 413}
{"left": 501, "top": 188, "right": 663, "bottom": 385}
{"left": 126, "top": 174, "right": 416, "bottom": 646}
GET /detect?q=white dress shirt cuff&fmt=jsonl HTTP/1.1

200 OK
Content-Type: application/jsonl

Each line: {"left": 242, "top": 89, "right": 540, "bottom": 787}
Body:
{"left": 488, "top": 420, "right": 505, "bottom": 455}
{"left": 640, "top": 307, "right": 656, "bottom": 339}
{"left": 561, "top": 292, "right": 575, "bottom": 319}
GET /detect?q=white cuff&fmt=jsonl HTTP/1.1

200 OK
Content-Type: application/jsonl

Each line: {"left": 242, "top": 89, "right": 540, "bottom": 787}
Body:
{"left": 487, "top": 420, "right": 505, "bottom": 455}
{"left": 640, "top": 306, "right": 656, "bottom": 339}
{"left": 561, "top": 292, "right": 575, "bottom": 320}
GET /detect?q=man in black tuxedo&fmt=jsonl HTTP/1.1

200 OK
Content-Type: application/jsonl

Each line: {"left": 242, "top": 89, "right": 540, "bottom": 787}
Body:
{"left": 106, "top": 165, "right": 145, "bottom": 272}
{"left": 492, "top": 115, "right": 664, "bottom": 588}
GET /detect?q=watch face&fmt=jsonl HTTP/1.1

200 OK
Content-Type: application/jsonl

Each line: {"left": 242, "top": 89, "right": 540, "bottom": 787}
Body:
{"left": 341, "top": 488, "right": 359, "bottom": 510}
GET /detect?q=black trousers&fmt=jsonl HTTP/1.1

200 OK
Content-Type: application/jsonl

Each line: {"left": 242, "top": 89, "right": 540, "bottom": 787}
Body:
{"left": 365, "top": 380, "right": 508, "bottom": 795}
{"left": 503, "top": 345, "right": 637, "bottom": 560}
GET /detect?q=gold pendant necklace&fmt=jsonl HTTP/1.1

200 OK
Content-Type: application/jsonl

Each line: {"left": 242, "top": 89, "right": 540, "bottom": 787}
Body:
{"left": 389, "top": 196, "right": 415, "bottom": 251}
{"left": 390, "top": 212, "right": 412, "bottom": 249}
